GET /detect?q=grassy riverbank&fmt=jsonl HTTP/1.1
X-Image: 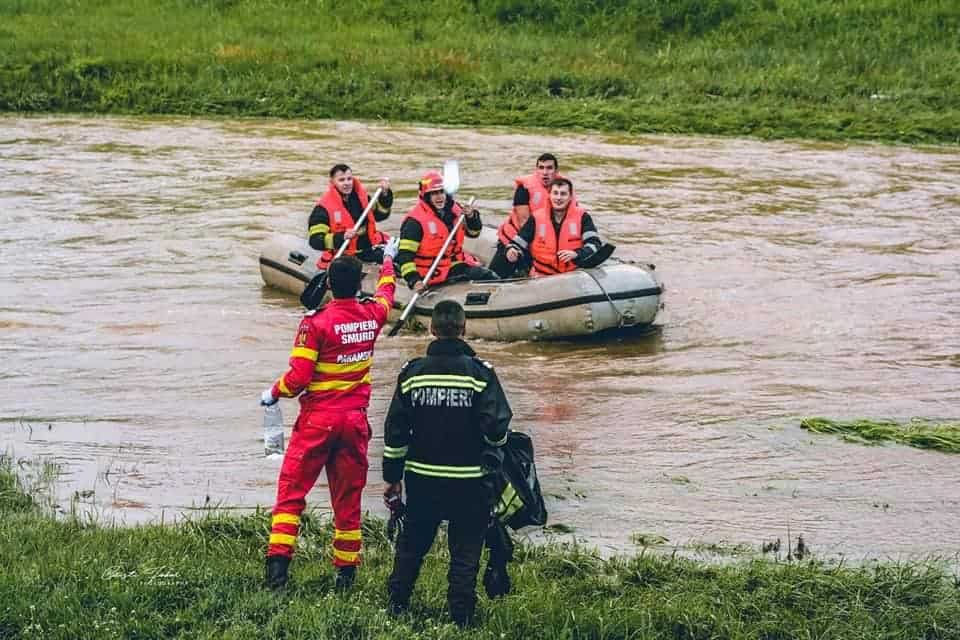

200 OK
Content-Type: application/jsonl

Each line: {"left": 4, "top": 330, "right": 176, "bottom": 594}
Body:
{"left": 2, "top": 0, "right": 959, "bottom": 143}
{"left": 3, "top": 464, "right": 959, "bottom": 639}
{"left": 802, "top": 417, "right": 960, "bottom": 453}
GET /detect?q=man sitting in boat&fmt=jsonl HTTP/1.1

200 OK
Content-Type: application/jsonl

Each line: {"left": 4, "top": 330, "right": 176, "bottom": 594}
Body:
{"left": 396, "top": 170, "right": 499, "bottom": 291}
{"left": 504, "top": 178, "right": 603, "bottom": 277}
{"left": 489, "top": 153, "right": 568, "bottom": 279}
{"left": 308, "top": 164, "right": 394, "bottom": 270}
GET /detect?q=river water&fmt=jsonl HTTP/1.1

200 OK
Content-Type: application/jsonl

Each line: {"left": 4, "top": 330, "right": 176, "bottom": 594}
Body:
{"left": 2, "top": 115, "right": 959, "bottom": 563}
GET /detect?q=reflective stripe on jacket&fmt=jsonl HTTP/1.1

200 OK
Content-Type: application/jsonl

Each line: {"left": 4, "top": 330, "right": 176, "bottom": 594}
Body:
{"left": 383, "top": 338, "right": 512, "bottom": 482}
{"left": 271, "top": 260, "right": 396, "bottom": 411}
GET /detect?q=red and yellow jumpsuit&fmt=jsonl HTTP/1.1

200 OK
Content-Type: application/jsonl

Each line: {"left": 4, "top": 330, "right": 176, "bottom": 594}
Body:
{"left": 265, "top": 259, "right": 396, "bottom": 567}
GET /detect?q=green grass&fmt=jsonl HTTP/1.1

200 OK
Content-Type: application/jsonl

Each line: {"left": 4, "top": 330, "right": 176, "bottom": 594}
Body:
{"left": 2, "top": 463, "right": 960, "bottom": 638}
{"left": 2, "top": 0, "right": 959, "bottom": 143}
{"left": 801, "top": 417, "right": 960, "bottom": 453}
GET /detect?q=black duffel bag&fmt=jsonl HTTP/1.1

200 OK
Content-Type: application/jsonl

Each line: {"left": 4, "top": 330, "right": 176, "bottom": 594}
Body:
{"left": 484, "top": 430, "right": 547, "bottom": 531}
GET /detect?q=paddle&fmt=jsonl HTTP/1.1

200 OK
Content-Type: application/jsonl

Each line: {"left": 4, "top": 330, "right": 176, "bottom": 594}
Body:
{"left": 578, "top": 242, "right": 616, "bottom": 269}
{"left": 299, "top": 187, "right": 384, "bottom": 309}
{"left": 387, "top": 161, "right": 465, "bottom": 337}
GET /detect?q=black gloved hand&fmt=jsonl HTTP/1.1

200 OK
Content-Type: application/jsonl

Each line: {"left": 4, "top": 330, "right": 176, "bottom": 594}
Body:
{"left": 483, "top": 563, "right": 511, "bottom": 599}
{"left": 385, "top": 495, "right": 405, "bottom": 542}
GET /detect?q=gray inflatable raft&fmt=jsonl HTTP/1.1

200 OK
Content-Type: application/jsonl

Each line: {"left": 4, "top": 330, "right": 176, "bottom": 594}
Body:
{"left": 258, "top": 227, "right": 663, "bottom": 341}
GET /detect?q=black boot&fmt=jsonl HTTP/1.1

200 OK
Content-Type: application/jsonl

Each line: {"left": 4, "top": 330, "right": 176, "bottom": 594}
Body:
{"left": 387, "top": 597, "right": 408, "bottom": 617}
{"left": 265, "top": 555, "right": 290, "bottom": 590}
{"left": 450, "top": 607, "right": 476, "bottom": 629}
{"left": 334, "top": 565, "right": 356, "bottom": 591}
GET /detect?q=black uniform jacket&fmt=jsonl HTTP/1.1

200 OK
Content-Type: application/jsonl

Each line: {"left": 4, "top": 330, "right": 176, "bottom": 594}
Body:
{"left": 383, "top": 338, "right": 512, "bottom": 483}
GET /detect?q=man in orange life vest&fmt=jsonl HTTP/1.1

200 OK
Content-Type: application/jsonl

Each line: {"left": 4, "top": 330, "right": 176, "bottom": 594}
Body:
{"left": 309, "top": 164, "right": 394, "bottom": 271}
{"left": 260, "top": 237, "right": 399, "bottom": 591}
{"left": 396, "top": 170, "right": 499, "bottom": 291}
{"left": 488, "top": 153, "right": 565, "bottom": 279}
{"left": 505, "top": 177, "right": 603, "bottom": 277}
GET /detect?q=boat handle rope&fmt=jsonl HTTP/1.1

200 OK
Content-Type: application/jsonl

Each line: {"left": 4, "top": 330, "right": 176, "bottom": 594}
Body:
{"left": 582, "top": 268, "right": 627, "bottom": 328}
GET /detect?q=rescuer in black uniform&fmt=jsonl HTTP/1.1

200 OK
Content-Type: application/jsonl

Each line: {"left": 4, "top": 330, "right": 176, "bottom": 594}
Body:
{"left": 382, "top": 300, "right": 513, "bottom": 627}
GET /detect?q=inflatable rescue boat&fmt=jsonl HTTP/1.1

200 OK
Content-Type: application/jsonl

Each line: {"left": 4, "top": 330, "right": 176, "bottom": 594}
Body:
{"left": 258, "top": 228, "right": 663, "bottom": 341}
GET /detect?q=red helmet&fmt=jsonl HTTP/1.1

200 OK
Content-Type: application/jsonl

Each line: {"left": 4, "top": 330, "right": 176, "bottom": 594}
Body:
{"left": 418, "top": 170, "right": 444, "bottom": 197}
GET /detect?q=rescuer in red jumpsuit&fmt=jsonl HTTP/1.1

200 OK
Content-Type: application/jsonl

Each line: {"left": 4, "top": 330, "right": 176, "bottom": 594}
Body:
{"left": 260, "top": 237, "right": 399, "bottom": 590}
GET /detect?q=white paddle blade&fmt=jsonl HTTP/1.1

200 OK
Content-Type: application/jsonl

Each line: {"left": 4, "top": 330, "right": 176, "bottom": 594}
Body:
{"left": 442, "top": 160, "right": 460, "bottom": 195}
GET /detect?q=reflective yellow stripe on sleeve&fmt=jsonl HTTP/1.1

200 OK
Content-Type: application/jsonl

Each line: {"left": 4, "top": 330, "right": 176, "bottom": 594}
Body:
{"left": 278, "top": 377, "right": 292, "bottom": 396}
{"left": 400, "top": 262, "right": 418, "bottom": 277}
{"left": 309, "top": 223, "right": 330, "bottom": 236}
{"left": 383, "top": 445, "right": 408, "bottom": 459}
{"left": 398, "top": 239, "right": 420, "bottom": 252}
{"left": 290, "top": 347, "right": 318, "bottom": 361}
{"left": 377, "top": 275, "right": 396, "bottom": 288}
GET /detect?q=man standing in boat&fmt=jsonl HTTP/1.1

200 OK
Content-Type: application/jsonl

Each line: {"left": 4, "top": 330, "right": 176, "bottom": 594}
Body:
{"left": 488, "top": 153, "right": 567, "bottom": 279}
{"left": 505, "top": 177, "right": 603, "bottom": 277}
{"left": 309, "top": 164, "right": 394, "bottom": 271}
{"left": 259, "top": 239, "right": 399, "bottom": 591}
{"left": 396, "top": 170, "right": 498, "bottom": 291}
{"left": 383, "top": 300, "right": 513, "bottom": 627}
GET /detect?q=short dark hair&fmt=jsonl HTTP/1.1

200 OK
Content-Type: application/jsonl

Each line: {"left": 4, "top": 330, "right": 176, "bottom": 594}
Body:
{"left": 549, "top": 177, "right": 573, "bottom": 192}
{"left": 536, "top": 153, "right": 558, "bottom": 169}
{"left": 431, "top": 300, "right": 466, "bottom": 339}
{"left": 328, "top": 256, "right": 363, "bottom": 298}
{"left": 329, "top": 163, "right": 351, "bottom": 178}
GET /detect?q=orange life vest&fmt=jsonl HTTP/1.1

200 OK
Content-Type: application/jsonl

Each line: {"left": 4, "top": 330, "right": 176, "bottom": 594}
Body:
{"left": 497, "top": 172, "right": 574, "bottom": 246}
{"left": 316, "top": 178, "right": 384, "bottom": 269}
{"left": 529, "top": 204, "right": 586, "bottom": 277}
{"left": 404, "top": 199, "right": 467, "bottom": 285}
{"left": 497, "top": 174, "right": 547, "bottom": 246}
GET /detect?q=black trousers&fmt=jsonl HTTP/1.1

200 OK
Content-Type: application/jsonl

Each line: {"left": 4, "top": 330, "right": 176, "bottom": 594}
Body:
{"left": 487, "top": 243, "right": 530, "bottom": 279}
{"left": 387, "top": 473, "right": 489, "bottom": 624}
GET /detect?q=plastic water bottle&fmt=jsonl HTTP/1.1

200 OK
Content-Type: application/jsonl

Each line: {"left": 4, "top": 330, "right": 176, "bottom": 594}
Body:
{"left": 263, "top": 403, "right": 285, "bottom": 457}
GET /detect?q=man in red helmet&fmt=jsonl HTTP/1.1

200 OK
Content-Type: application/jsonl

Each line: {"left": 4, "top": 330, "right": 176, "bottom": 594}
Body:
{"left": 488, "top": 153, "right": 564, "bottom": 279}
{"left": 396, "top": 170, "right": 498, "bottom": 291}
{"left": 309, "top": 164, "right": 394, "bottom": 271}
{"left": 260, "top": 237, "right": 399, "bottom": 592}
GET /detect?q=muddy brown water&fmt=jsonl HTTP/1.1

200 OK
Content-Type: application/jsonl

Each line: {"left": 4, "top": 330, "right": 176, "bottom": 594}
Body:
{"left": 2, "top": 115, "right": 959, "bottom": 563}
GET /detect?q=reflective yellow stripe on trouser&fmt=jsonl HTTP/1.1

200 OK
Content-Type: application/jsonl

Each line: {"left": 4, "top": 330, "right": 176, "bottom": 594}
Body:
{"left": 269, "top": 513, "right": 301, "bottom": 549}
{"left": 333, "top": 528, "right": 362, "bottom": 565}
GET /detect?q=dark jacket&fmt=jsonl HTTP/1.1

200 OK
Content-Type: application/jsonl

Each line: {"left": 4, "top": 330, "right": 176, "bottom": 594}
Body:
{"left": 383, "top": 338, "right": 512, "bottom": 483}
